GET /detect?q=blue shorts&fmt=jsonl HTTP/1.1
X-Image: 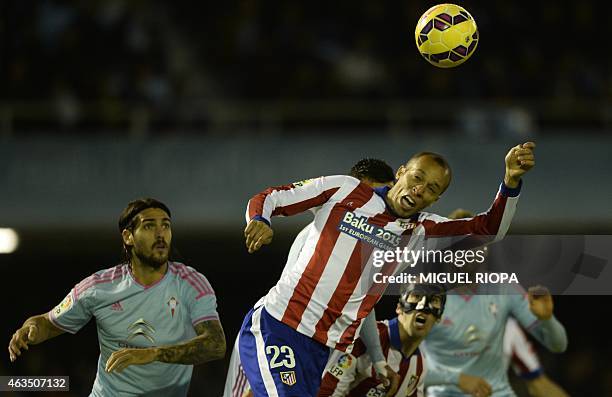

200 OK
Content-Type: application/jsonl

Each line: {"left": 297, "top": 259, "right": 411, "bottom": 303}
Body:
{"left": 239, "top": 306, "right": 330, "bottom": 397}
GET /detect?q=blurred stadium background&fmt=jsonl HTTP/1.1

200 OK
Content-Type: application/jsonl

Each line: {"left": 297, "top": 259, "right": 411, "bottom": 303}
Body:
{"left": 2, "top": 1, "right": 611, "bottom": 395}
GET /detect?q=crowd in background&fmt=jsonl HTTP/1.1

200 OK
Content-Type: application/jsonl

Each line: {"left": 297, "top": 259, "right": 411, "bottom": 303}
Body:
{"left": 2, "top": 1, "right": 612, "bottom": 132}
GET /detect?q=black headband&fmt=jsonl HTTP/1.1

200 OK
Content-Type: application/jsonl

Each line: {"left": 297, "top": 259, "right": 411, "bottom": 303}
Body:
{"left": 118, "top": 202, "right": 172, "bottom": 232}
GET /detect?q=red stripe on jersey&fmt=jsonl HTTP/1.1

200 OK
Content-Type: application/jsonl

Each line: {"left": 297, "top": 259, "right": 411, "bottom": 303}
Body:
{"left": 281, "top": 184, "right": 372, "bottom": 331}
{"left": 338, "top": 293, "right": 380, "bottom": 350}
{"left": 317, "top": 372, "right": 342, "bottom": 397}
{"left": 379, "top": 322, "right": 392, "bottom": 357}
{"left": 421, "top": 193, "right": 507, "bottom": 236}
{"left": 312, "top": 206, "right": 395, "bottom": 345}
{"left": 272, "top": 188, "right": 340, "bottom": 217}
{"left": 313, "top": 235, "right": 375, "bottom": 344}
{"left": 247, "top": 184, "right": 294, "bottom": 219}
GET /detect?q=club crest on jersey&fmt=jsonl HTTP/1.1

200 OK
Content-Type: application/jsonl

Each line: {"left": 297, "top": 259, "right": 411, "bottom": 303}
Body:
{"left": 280, "top": 371, "right": 296, "bottom": 386}
{"left": 167, "top": 297, "right": 179, "bottom": 317}
{"left": 53, "top": 294, "right": 73, "bottom": 318}
{"left": 405, "top": 374, "right": 419, "bottom": 394}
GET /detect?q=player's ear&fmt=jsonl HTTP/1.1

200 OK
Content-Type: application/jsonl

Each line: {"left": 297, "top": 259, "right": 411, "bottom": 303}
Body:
{"left": 396, "top": 303, "right": 402, "bottom": 316}
{"left": 122, "top": 229, "right": 134, "bottom": 247}
{"left": 395, "top": 165, "right": 406, "bottom": 180}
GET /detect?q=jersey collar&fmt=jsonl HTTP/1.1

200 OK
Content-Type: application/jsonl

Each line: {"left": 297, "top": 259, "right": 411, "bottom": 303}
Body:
{"left": 389, "top": 316, "right": 421, "bottom": 358}
{"left": 389, "top": 317, "right": 402, "bottom": 352}
{"left": 373, "top": 186, "right": 420, "bottom": 221}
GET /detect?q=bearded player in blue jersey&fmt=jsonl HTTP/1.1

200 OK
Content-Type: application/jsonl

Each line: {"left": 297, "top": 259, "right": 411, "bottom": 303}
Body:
{"left": 8, "top": 199, "right": 226, "bottom": 397}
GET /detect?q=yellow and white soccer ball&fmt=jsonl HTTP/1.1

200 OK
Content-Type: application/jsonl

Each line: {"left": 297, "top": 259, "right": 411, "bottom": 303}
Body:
{"left": 415, "top": 4, "right": 478, "bottom": 68}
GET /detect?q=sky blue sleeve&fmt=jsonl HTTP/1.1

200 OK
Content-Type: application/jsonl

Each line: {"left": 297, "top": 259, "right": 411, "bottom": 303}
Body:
{"left": 360, "top": 309, "right": 385, "bottom": 364}
{"left": 508, "top": 288, "right": 568, "bottom": 353}
{"left": 422, "top": 345, "right": 461, "bottom": 386}
{"left": 186, "top": 272, "right": 220, "bottom": 326}
{"left": 48, "top": 287, "right": 93, "bottom": 334}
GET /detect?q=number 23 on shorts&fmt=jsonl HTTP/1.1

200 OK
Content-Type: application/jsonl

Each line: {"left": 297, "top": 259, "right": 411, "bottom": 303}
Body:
{"left": 266, "top": 345, "right": 296, "bottom": 369}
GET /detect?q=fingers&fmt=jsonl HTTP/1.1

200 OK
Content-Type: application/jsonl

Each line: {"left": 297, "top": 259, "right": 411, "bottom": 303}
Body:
{"left": 245, "top": 221, "right": 273, "bottom": 253}
{"left": 245, "top": 221, "right": 266, "bottom": 251}
{"left": 106, "top": 350, "right": 133, "bottom": 373}
{"left": 521, "top": 141, "right": 536, "bottom": 149}
{"left": 473, "top": 380, "right": 492, "bottom": 397}
{"left": 8, "top": 330, "right": 29, "bottom": 362}
{"left": 528, "top": 285, "right": 550, "bottom": 298}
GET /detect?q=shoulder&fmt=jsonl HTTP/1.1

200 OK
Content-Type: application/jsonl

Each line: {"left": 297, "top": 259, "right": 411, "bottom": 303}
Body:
{"left": 169, "top": 262, "right": 215, "bottom": 300}
{"left": 73, "top": 263, "right": 129, "bottom": 300}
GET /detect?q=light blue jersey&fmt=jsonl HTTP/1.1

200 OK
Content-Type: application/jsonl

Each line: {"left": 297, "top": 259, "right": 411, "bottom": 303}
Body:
{"left": 421, "top": 285, "right": 567, "bottom": 397}
{"left": 48, "top": 262, "right": 219, "bottom": 397}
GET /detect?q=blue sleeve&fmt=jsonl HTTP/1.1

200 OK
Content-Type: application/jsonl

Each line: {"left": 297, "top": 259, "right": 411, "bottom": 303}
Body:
{"left": 48, "top": 288, "right": 93, "bottom": 334}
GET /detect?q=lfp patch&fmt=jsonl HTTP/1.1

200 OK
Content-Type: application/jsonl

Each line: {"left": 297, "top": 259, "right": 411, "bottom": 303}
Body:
{"left": 53, "top": 294, "right": 73, "bottom": 317}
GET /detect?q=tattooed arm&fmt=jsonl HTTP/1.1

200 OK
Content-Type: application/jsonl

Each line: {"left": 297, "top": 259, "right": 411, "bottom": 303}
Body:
{"left": 156, "top": 320, "right": 226, "bottom": 364}
{"left": 105, "top": 320, "right": 226, "bottom": 372}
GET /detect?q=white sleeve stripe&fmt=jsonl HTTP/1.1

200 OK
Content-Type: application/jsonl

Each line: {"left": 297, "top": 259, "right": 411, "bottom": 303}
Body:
{"left": 493, "top": 195, "right": 518, "bottom": 242}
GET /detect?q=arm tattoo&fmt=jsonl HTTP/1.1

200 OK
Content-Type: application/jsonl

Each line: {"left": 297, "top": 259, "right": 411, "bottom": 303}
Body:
{"left": 156, "top": 320, "right": 226, "bottom": 365}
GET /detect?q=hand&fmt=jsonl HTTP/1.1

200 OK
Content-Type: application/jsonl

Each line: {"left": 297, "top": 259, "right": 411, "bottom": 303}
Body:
{"left": 244, "top": 220, "right": 273, "bottom": 253}
{"left": 105, "top": 348, "right": 158, "bottom": 373}
{"left": 504, "top": 141, "right": 536, "bottom": 188}
{"left": 458, "top": 373, "right": 492, "bottom": 397}
{"left": 373, "top": 364, "right": 400, "bottom": 397}
{"left": 528, "top": 285, "right": 554, "bottom": 320}
{"left": 8, "top": 323, "right": 40, "bottom": 362}
{"left": 241, "top": 390, "right": 253, "bottom": 397}
{"left": 526, "top": 374, "right": 570, "bottom": 397}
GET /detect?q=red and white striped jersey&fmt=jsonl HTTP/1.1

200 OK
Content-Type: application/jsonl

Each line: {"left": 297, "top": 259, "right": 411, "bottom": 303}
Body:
{"left": 246, "top": 175, "right": 520, "bottom": 350}
{"left": 318, "top": 318, "right": 425, "bottom": 397}
{"left": 503, "top": 317, "right": 542, "bottom": 379}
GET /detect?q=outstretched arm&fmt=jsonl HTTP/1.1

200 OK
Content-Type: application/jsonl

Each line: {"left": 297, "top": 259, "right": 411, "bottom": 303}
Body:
{"left": 8, "top": 314, "right": 65, "bottom": 362}
{"left": 421, "top": 142, "right": 536, "bottom": 240}
{"left": 105, "top": 320, "right": 226, "bottom": 372}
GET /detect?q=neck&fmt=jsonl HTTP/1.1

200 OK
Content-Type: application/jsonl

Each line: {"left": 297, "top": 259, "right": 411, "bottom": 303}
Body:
{"left": 130, "top": 258, "right": 168, "bottom": 286}
{"left": 398, "top": 323, "right": 424, "bottom": 357}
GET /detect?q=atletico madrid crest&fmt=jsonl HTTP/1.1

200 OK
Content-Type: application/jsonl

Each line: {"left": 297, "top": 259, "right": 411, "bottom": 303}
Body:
{"left": 280, "top": 371, "right": 296, "bottom": 386}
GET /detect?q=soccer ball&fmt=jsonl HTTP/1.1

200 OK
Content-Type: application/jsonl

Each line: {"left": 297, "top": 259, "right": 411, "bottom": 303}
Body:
{"left": 415, "top": 4, "right": 479, "bottom": 68}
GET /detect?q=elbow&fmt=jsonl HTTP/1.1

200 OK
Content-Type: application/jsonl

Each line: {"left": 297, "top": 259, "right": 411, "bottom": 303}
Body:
{"left": 210, "top": 338, "right": 227, "bottom": 361}
{"left": 550, "top": 340, "right": 568, "bottom": 353}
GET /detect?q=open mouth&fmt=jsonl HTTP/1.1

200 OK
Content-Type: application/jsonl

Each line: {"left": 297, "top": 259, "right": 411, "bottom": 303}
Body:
{"left": 401, "top": 195, "right": 416, "bottom": 209}
{"left": 415, "top": 314, "right": 427, "bottom": 326}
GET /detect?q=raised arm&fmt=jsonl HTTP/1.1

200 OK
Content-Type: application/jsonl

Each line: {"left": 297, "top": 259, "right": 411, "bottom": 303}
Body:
{"left": 511, "top": 286, "right": 567, "bottom": 353}
{"left": 421, "top": 142, "right": 536, "bottom": 240}
{"left": 8, "top": 313, "right": 65, "bottom": 362}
